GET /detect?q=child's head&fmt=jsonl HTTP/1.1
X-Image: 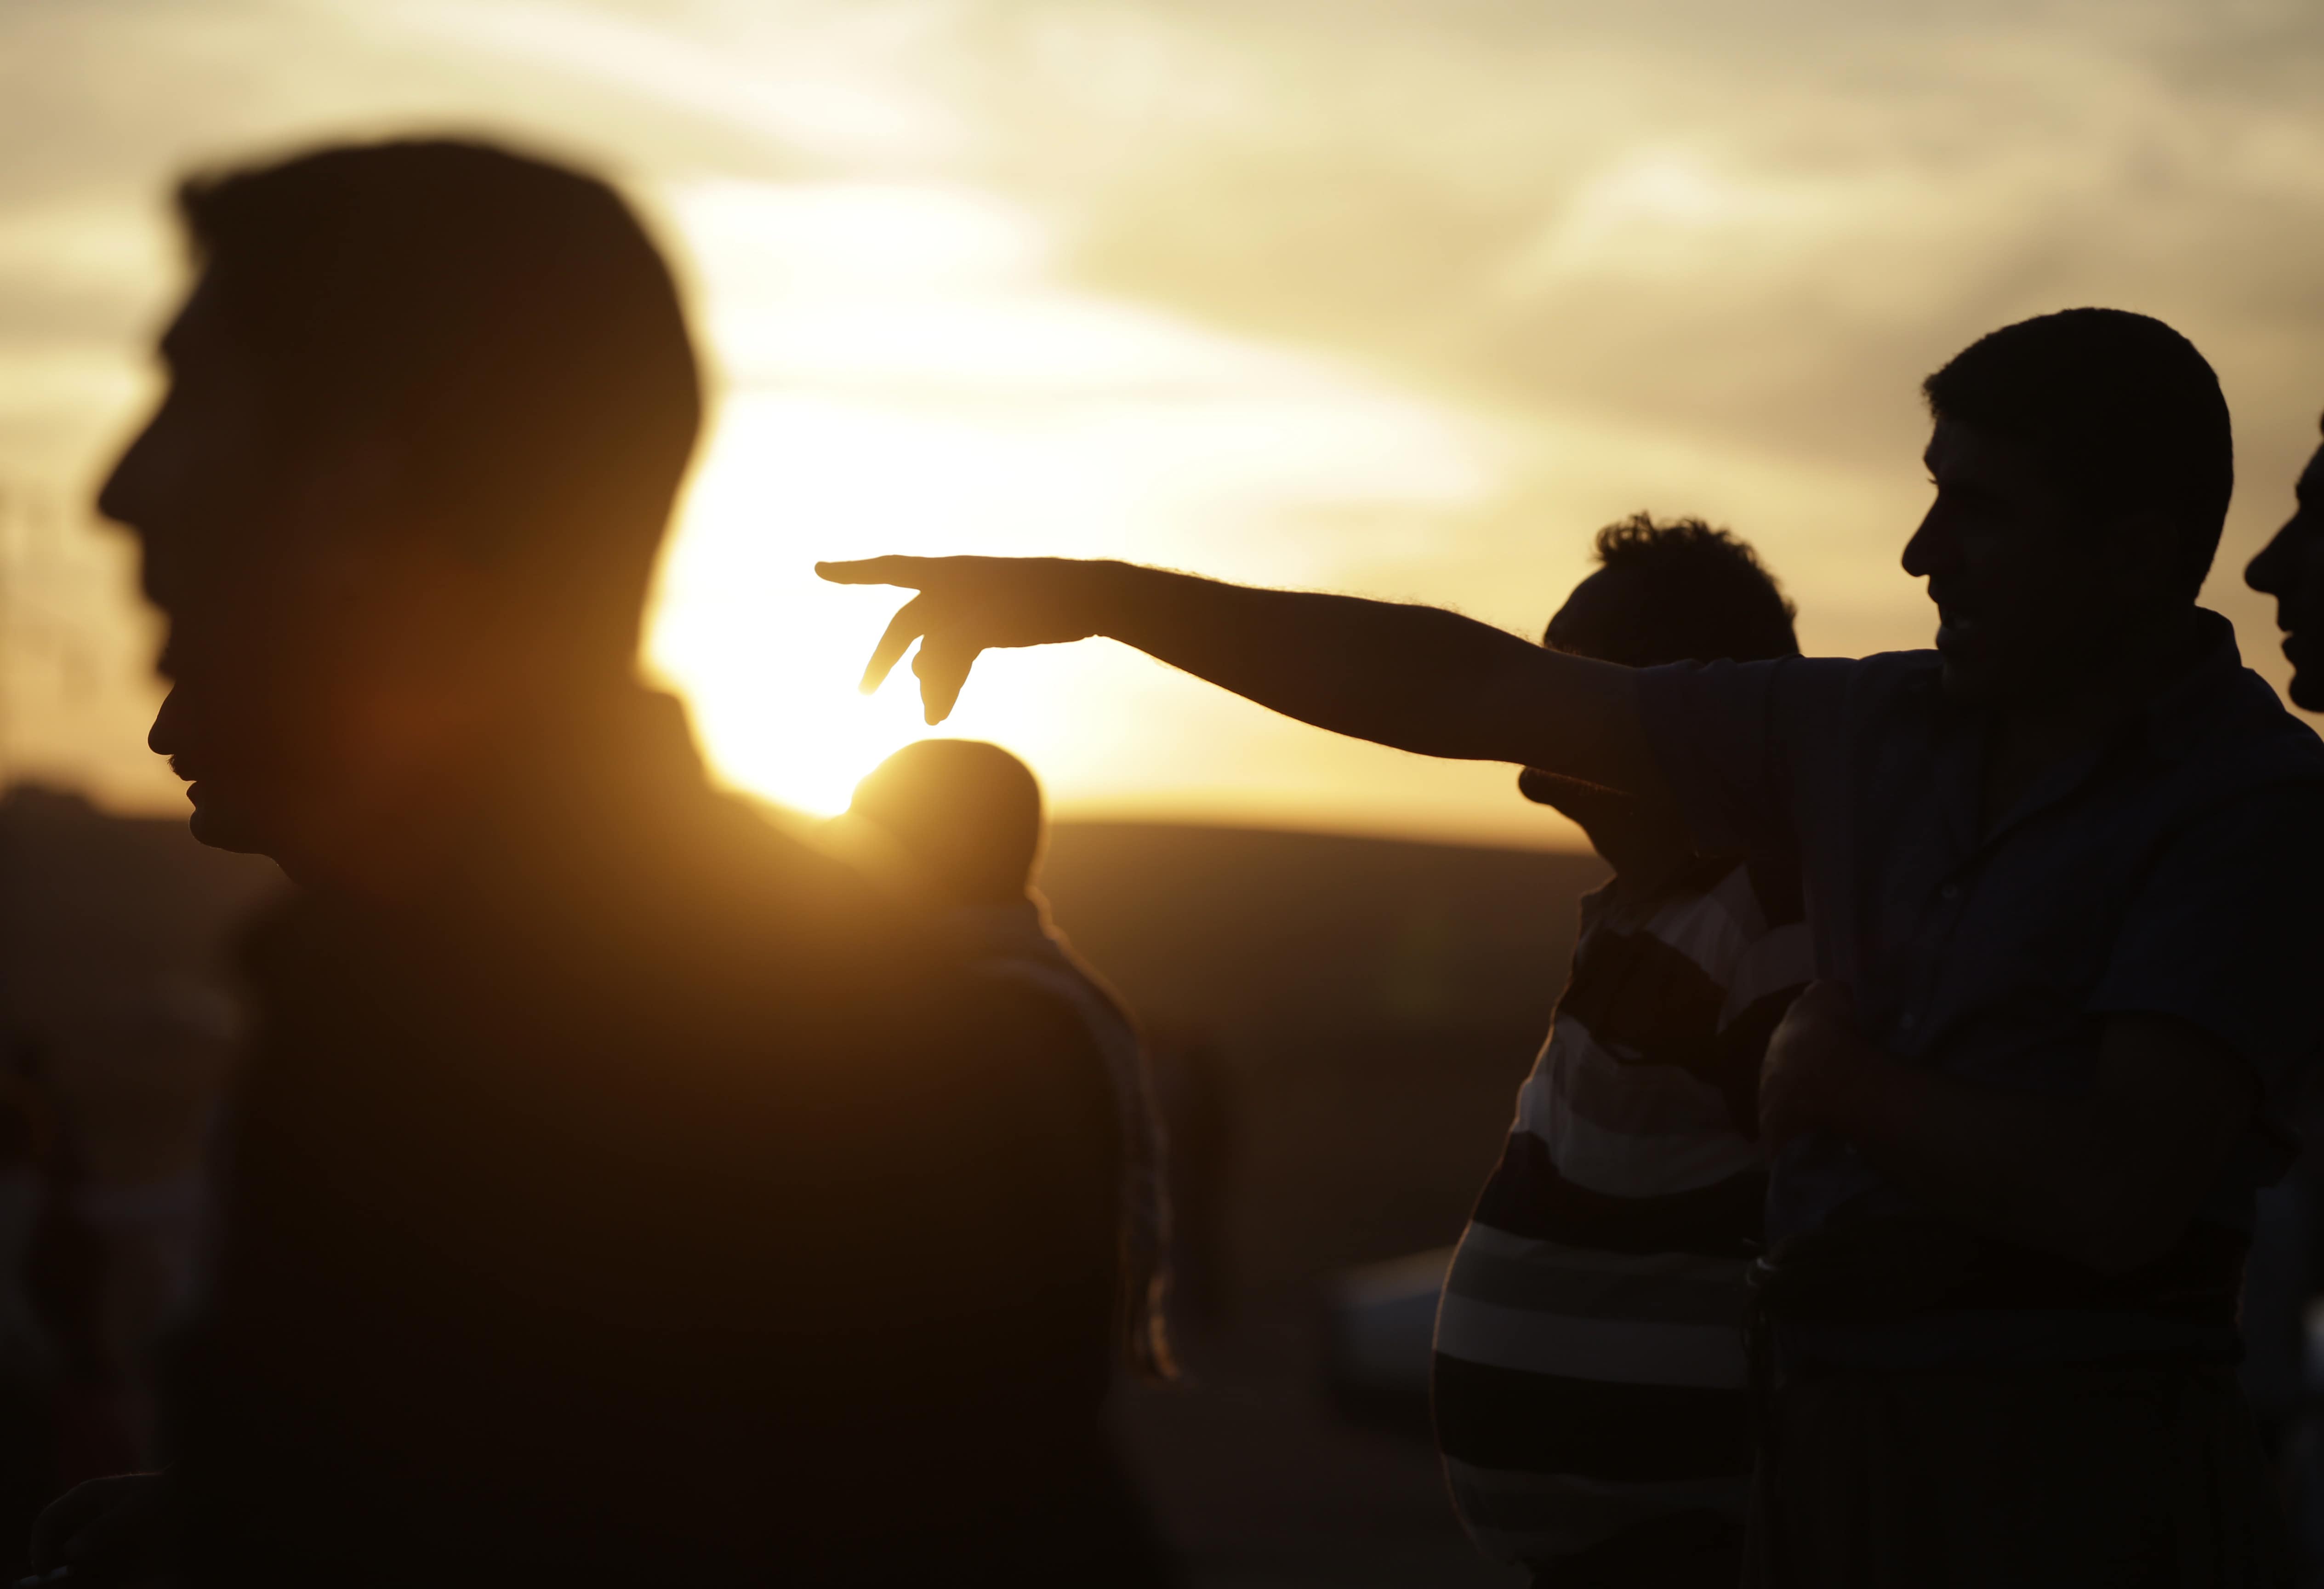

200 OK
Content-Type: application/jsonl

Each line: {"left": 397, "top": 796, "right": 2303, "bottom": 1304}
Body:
{"left": 1522, "top": 514, "right": 1797, "bottom": 820}
{"left": 1544, "top": 513, "right": 1798, "bottom": 670}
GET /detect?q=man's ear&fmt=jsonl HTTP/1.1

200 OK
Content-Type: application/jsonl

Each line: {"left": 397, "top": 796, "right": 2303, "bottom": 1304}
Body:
{"left": 2102, "top": 507, "right": 2183, "bottom": 606}
{"left": 279, "top": 429, "right": 411, "bottom": 600}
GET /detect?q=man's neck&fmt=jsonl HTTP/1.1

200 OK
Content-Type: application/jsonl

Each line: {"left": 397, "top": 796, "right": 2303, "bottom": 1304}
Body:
{"left": 1981, "top": 605, "right": 2206, "bottom": 831}
{"left": 300, "top": 675, "right": 657, "bottom": 906}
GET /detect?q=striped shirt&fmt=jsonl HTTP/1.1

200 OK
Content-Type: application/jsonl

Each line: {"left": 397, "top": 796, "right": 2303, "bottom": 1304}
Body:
{"left": 1433, "top": 855, "right": 1809, "bottom": 1571}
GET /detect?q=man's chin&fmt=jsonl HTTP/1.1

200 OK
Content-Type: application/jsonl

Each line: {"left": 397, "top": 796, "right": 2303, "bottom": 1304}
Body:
{"left": 2278, "top": 629, "right": 2324, "bottom": 714}
{"left": 184, "top": 788, "right": 271, "bottom": 856}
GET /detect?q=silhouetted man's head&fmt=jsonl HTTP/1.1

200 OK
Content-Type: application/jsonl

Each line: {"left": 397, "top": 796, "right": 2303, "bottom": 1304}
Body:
{"left": 2244, "top": 413, "right": 2324, "bottom": 713}
{"left": 99, "top": 139, "right": 701, "bottom": 875}
{"left": 1903, "top": 308, "right": 2231, "bottom": 706}
{"left": 1520, "top": 513, "right": 1797, "bottom": 814}
{"left": 846, "top": 740, "right": 1044, "bottom": 908}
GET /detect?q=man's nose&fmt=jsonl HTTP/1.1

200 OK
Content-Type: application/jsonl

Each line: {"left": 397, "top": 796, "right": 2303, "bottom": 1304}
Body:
{"left": 2246, "top": 513, "right": 2306, "bottom": 595}
{"left": 2246, "top": 535, "right": 2284, "bottom": 596}
{"left": 148, "top": 685, "right": 184, "bottom": 755}
{"left": 95, "top": 420, "right": 155, "bottom": 530}
{"left": 1901, "top": 509, "right": 1948, "bottom": 578}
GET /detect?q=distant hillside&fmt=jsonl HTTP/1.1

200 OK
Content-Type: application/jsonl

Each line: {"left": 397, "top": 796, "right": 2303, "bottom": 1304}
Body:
{"left": 1044, "top": 819, "right": 1602, "bottom": 1046}
{"left": 1042, "top": 821, "right": 1606, "bottom": 1286}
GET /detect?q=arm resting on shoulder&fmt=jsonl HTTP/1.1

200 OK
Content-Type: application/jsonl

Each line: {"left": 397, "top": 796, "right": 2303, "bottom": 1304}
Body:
{"left": 1763, "top": 984, "right": 2254, "bottom": 1273}
{"left": 817, "top": 556, "right": 1671, "bottom": 801}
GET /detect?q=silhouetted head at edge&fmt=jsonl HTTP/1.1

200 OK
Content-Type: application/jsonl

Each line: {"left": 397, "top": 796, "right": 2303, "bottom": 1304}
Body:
{"left": 1905, "top": 308, "right": 2231, "bottom": 712}
{"left": 98, "top": 139, "right": 701, "bottom": 888}
{"left": 1519, "top": 513, "right": 1798, "bottom": 849}
{"left": 844, "top": 739, "right": 1044, "bottom": 909}
{"left": 2244, "top": 412, "right": 2324, "bottom": 714}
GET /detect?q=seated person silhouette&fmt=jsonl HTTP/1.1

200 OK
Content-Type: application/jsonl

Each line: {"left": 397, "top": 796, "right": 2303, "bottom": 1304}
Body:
{"left": 838, "top": 738, "right": 1173, "bottom": 1382}
{"left": 823, "top": 308, "right": 2324, "bottom": 1584}
{"left": 1431, "top": 515, "right": 1810, "bottom": 1589}
{"left": 33, "top": 139, "right": 1137, "bottom": 1587}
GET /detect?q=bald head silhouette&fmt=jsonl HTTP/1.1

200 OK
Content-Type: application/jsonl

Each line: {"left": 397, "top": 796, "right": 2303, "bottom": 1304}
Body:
{"left": 848, "top": 740, "right": 1045, "bottom": 907}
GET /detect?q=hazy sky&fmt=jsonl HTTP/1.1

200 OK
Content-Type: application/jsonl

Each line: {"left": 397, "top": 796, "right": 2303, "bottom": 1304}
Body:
{"left": 3, "top": 0, "right": 2320, "bottom": 845}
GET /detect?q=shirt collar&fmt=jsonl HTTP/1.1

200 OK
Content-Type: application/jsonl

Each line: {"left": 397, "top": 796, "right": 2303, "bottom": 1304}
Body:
{"left": 2136, "top": 607, "right": 2246, "bottom": 762}
{"left": 1908, "top": 606, "right": 2245, "bottom": 763}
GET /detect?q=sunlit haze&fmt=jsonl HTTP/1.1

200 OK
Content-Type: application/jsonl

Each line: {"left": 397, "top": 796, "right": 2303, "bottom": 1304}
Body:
{"left": 4, "top": 1, "right": 2321, "bottom": 846}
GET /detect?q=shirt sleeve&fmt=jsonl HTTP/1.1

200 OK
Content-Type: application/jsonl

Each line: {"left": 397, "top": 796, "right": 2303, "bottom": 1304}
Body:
{"left": 2090, "top": 779, "right": 2324, "bottom": 1103}
{"left": 1632, "top": 655, "right": 1858, "bottom": 861}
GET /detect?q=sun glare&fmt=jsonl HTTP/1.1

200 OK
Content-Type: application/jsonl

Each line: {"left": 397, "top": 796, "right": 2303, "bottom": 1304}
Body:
{"left": 642, "top": 178, "right": 1490, "bottom": 820}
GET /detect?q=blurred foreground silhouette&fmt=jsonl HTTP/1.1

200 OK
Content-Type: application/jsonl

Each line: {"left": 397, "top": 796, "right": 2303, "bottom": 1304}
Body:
{"left": 45, "top": 138, "right": 1144, "bottom": 1586}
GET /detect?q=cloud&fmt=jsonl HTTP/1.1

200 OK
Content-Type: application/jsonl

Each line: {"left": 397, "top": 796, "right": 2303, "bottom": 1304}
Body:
{"left": 986, "top": 0, "right": 2324, "bottom": 465}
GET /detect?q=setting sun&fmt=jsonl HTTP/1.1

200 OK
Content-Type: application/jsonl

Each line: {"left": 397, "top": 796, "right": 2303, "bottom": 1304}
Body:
{"left": 641, "top": 176, "right": 1491, "bottom": 821}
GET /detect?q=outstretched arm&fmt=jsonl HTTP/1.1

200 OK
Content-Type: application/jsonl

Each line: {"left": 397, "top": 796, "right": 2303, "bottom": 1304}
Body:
{"left": 816, "top": 556, "right": 1672, "bottom": 801}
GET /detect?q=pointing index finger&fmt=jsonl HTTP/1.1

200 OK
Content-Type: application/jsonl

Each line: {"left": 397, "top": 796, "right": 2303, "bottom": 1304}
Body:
{"left": 816, "top": 556, "right": 928, "bottom": 589}
{"left": 859, "top": 596, "right": 929, "bottom": 695}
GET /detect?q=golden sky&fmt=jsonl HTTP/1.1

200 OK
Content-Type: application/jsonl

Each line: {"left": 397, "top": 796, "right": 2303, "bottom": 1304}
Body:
{"left": 3, "top": 0, "right": 2321, "bottom": 847}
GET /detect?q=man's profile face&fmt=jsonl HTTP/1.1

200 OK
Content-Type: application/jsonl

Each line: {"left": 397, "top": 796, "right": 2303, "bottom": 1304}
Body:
{"left": 98, "top": 276, "right": 379, "bottom": 862}
{"left": 1901, "top": 418, "right": 2094, "bottom": 706}
{"left": 2245, "top": 441, "right": 2324, "bottom": 713}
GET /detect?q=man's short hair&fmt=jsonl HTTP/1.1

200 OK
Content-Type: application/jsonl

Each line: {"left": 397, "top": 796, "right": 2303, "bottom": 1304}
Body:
{"left": 178, "top": 138, "right": 701, "bottom": 647}
{"left": 1922, "top": 308, "right": 2232, "bottom": 599}
{"left": 1581, "top": 513, "right": 1800, "bottom": 667}
{"left": 848, "top": 740, "right": 1044, "bottom": 907}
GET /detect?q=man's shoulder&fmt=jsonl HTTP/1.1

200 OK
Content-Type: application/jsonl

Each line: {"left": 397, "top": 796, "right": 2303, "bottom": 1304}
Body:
{"left": 1697, "top": 648, "right": 1938, "bottom": 686}
{"left": 2160, "top": 667, "right": 2324, "bottom": 834}
{"left": 1810, "top": 649, "right": 1942, "bottom": 720}
{"left": 2210, "top": 666, "right": 2324, "bottom": 774}
{"left": 651, "top": 788, "right": 940, "bottom": 959}
{"left": 1635, "top": 648, "right": 1938, "bottom": 733}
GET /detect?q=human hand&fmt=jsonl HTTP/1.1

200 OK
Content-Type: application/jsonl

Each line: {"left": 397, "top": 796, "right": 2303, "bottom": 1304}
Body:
{"left": 1759, "top": 979, "right": 1878, "bottom": 1158}
{"left": 815, "top": 556, "right": 1111, "bottom": 724}
{"left": 26, "top": 1470, "right": 176, "bottom": 1583}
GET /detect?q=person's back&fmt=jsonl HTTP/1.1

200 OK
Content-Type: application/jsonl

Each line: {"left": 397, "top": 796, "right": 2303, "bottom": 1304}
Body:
{"left": 38, "top": 138, "right": 1132, "bottom": 1586}
{"left": 1430, "top": 517, "right": 1811, "bottom": 1586}
{"left": 840, "top": 737, "right": 1174, "bottom": 1386}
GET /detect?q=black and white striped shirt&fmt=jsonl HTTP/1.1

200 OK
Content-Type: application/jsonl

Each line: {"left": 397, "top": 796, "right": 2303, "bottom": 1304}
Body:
{"left": 1433, "top": 855, "right": 1808, "bottom": 1569}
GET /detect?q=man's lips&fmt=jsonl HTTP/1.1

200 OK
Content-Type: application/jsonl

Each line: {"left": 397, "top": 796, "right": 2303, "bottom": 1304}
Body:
{"left": 1934, "top": 605, "right": 1983, "bottom": 653}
